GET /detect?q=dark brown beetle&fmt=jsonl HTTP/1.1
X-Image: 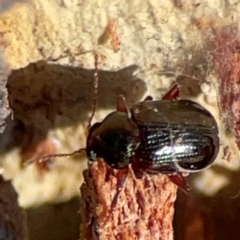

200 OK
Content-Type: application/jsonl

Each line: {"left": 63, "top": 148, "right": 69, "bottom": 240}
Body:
{"left": 86, "top": 82, "right": 219, "bottom": 192}
{"left": 38, "top": 55, "right": 219, "bottom": 195}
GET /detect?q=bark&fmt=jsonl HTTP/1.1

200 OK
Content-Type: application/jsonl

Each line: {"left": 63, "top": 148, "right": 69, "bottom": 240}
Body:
{"left": 80, "top": 159, "right": 177, "bottom": 240}
{"left": 0, "top": 54, "right": 11, "bottom": 133}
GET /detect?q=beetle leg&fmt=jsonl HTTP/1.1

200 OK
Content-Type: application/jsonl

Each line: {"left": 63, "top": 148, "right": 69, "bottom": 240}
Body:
{"left": 117, "top": 95, "right": 128, "bottom": 113}
{"left": 110, "top": 167, "right": 129, "bottom": 210}
{"left": 162, "top": 83, "right": 180, "bottom": 100}
{"left": 131, "top": 155, "right": 144, "bottom": 178}
{"left": 168, "top": 174, "right": 190, "bottom": 194}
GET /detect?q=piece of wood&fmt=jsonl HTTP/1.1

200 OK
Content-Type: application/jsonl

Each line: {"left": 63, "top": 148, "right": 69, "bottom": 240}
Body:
{"left": 80, "top": 159, "right": 177, "bottom": 240}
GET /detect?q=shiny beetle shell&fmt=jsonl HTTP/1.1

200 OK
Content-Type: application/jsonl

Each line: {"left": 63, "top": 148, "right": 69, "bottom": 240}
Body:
{"left": 86, "top": 98, "right": 219, "bottom": 174}
{"left": 131, "top": 99, "right": 219, "bottom": 173}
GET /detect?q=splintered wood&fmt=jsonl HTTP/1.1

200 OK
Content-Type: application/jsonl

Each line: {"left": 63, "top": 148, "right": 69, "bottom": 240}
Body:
{"left": 80, "top": 159, "right": 177, "bottom": 240}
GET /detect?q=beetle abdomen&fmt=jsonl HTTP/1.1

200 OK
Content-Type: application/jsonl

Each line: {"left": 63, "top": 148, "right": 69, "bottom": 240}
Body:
{"left": 131, "top": 100, "right": 219, "bottom": 174}
{"left": 136, "top": 125, "right": 218, "bottom": 173}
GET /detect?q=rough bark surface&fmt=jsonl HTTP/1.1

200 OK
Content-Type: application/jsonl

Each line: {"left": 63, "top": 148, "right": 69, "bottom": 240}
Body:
{"left": 0, "top": 54, "right": 11, "bottom": 133}
{"left": 80, "top": 159, "right": 177, "bottom": 240}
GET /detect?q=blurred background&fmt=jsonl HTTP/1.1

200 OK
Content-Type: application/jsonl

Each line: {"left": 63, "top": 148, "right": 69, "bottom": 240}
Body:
{"left": 1, "top": 1, "right": 240, "bottom": 239}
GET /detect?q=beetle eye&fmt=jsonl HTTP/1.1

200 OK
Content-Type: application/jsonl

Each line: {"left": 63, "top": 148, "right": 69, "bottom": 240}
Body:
{"left": 89, "top": 150, "right": 97, "bottom": 161}
{"left": 86, "top": 122, "right": 102, "bottom": 162}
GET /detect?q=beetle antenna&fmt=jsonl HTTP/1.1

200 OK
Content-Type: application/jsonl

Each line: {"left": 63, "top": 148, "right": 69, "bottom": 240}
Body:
{"left": 24, "top": 148, "right": 86, "bottom": 166}
{"left": 27, "top": 54, "right": 100, "bottom": 169}
{"left": 87, "top": 54, "right": 99, "bottom": 132}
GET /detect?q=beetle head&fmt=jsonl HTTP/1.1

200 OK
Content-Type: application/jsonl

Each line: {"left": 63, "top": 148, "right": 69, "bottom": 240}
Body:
{"left": 86, "top": 111, "right": 139, "bottom": 169}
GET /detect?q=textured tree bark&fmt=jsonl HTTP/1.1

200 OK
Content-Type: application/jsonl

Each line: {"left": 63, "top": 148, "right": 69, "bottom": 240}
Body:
{"left": 80, "top": 159, "right": 177, "bottom": 240}
{"left": 0, "top": 54, "right": 11, "bottom": 133}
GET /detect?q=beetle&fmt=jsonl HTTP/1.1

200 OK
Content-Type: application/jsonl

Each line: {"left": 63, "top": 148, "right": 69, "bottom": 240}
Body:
{"left": 38, "top": 54, "right": 219, "bottom": 198}
{"left": 85, "top": 82, "right": 219, "bottom": 193}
